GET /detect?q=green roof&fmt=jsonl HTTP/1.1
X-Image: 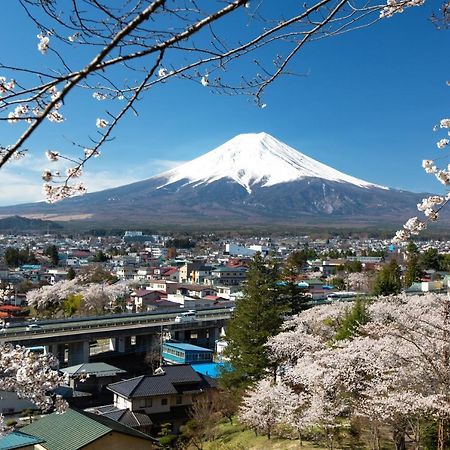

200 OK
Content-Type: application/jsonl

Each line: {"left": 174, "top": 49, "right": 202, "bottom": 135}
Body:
{"left": 0, "top": 431, "right": 45, "bottom": 449}
{"left": 20, "top": 409, "right": 156, "bottom": 450}
{"left": 60, "top": 362, "right": 126, "bottom": 377}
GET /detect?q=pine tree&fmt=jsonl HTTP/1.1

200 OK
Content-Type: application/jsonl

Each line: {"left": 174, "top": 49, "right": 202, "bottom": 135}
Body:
{"left": 372, "top": 258, "right": 402, "bottom": 296}
{"left": 404, "top": 241, "right": 422, "bottom": 288}
{"left": 223, "top": 253, "right": 285, "bottom": 386}
{"left": 44, "top": 245, "right": 59, "bottom": 266}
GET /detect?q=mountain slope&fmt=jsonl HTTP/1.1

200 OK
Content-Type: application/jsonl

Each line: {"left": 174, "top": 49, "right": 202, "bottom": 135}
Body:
{"left": 156, "top": 132, "right": 386, "bottom": 193}
{"left": 0, "top": 132, "right": 428, "bottom": 226}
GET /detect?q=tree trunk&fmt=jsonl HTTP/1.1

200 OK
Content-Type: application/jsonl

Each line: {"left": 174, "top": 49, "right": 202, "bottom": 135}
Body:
{"left": 438, "top": 418, "right": 445, "bottom": 450}
{"left": 393, "top": 427, "right": 406, "bottom": 450}
{"left": 371, "top": 422, "right": 380, "bottom": 450}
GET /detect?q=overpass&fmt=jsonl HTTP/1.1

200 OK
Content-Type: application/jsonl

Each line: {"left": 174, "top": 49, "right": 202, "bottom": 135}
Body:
{"left": 0, "top": 307, "right": 231, "bottom": 365}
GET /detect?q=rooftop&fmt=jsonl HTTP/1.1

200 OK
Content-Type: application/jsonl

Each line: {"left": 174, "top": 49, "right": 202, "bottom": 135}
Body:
{"left": 163, "top": 342, "right": 213, "bottom": 353}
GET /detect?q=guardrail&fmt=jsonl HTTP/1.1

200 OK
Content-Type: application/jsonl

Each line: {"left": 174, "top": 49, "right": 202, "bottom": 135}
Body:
{"left": 0, "top": 308, "right": 231, "bottom": 339}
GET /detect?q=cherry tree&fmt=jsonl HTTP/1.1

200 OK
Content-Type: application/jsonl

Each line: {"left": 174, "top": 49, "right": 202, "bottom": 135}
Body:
{"left": 0, "top": 0, "right": 427, "bottom": 202}
{"left": 239, "top": 378, "right": 304, "bottom": 440}
{"left": 26, "top": 278, "right": 80, "bottom": 311}
{"left": 26, "top": 277, "right": 125, "bottom": 315}
{"left": 0, "top": 344, "right": 67, "bottom": 435}
{"left": 258, "top": 294, "right": 450, "bottom": 449}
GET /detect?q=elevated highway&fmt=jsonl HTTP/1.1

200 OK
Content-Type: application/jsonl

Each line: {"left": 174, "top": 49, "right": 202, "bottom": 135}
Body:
{"left": 0, "top": 307, "right": 231, "bottom": 365}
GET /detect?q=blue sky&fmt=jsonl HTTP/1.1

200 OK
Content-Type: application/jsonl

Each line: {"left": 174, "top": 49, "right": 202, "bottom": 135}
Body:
{"left": 0, "top": 1, "right": 448, "bottom": 205}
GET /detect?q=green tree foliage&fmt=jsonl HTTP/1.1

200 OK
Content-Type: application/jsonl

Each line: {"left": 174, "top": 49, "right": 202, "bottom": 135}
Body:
{"left": 404, "top": 241, "right": 422, "bottom": 288}
{"left": 280, "top": 260, "right": 310, "bottom": 315}
{"left": 165, "top": 238, "right": 196, "bottom": 249}
{"left": 92, "top": 250, "right": 108, "bottom": 262}
{"left": 4, "top": 247, "right": 38, "bottom": 267}
{"left": 372, "top": 259, "right": 402, "bottom": 296}
{"left": 66, "top": 267, "right": 76, "bottom": 280}
{"left": 44, "top": 245, "right": 59, "bottom": 266}
{"left": 330, "top": 277, "right": 346, "bottom": 291}
{"left": 335, "top": 298, "right": 370, "bottom": 341}
{"left": 63, "top": 293, "right": 82, "bottom": 317}
{"left": 345, "top": 260, "right": 363, "bottom": 273}
{"left": 420, "top": 248, "right": 441, "bottom": 271}
{"left": 224, "top": 253, "right": 285, "bottom": 386}
{"left": 80, "top": 265, "right": 117, "bottom": 284}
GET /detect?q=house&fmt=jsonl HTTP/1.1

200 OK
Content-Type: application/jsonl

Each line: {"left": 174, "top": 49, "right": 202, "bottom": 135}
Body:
{"left": 0, "top": 431, "right": 45, "bottom": 450}
{"left": 0, "top": 390, "right": 38, "bottom": 416}
{"left": 176, "top": 285, "right": 217, "bottom": 299}
{"left": 60, "top": 362, "right": 126, "bottom": 395}
{"left": 178, "top": 261, "right": 208, "bottom": 283}
{"left": 108, "top": 364, "right": 216, "bottom": 431}
{"left": 162, "top": 342, "right": 213, "bottom": 365}
{"left": 87, "top": 405, "right": 153, "bottom": 435}
{"left": 127, "top": 289, "right": 179, "bottom": 312}
{"left": 147, "top": 280, "right": 179, "bottom": 294}
{"left": 12, "top": 408, "right": 158, "bottom": 449}
{"left": 209, "top": 266, "right": 247, "bottom": 286}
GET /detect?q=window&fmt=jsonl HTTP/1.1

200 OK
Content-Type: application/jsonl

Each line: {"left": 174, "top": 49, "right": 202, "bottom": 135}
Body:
{"left": 145, "top": 398, "right": 153, "bottom": 407}
{"left": 161, "top": 398, "right": 168, "bottom": 406}
{"left": 176, "top": 396, "right": 182, "bottom": 405}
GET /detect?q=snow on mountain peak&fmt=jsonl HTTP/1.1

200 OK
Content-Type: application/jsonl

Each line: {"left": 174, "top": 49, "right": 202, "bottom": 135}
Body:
{"left": 157, "top": 132, "right": 387, "bottom": 193}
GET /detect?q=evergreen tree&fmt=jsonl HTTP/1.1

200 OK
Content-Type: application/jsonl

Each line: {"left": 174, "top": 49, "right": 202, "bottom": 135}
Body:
{"left": 280, "top": 259, "right": 310, "bottom": 315}
{"left": 224, "top": 253, "right": 285, "bottom": 386}
{"left": 404, "top": 241, "right": 422, "bottom": 287}
{"left": 44, "top": 245, "right": 59, "bottom": 266}
{"left": 420, "top": 248, "right": 441, "bottom": 271}
{"left": 372, "top": 258, "right": 402, "bottom": 296}
{"left": 335, "top": 298, "right": 370, "bottom": 341}
{"left": 66, "top": 267, "right": 76, "bottom": 280}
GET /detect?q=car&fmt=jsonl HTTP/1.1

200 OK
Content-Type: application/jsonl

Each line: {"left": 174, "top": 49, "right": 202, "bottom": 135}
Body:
{"left": 174, "top": 310, "right": 197, "bottom": 323}
{"left": 26, "top": 323, "right": 42, "bottom": 332}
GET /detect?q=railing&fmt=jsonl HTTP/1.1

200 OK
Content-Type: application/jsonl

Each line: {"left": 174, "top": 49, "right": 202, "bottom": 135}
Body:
{"left": 0, "top": 307, "right": 231, "bottom": 339}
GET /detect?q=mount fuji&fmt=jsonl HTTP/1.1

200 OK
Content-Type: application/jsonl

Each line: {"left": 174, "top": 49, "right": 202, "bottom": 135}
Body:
{"left": 0, "top": 132, "right": 427, "bottom": 227}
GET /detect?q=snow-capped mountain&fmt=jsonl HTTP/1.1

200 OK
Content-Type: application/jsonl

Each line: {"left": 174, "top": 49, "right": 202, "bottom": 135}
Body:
{"left": 0, "top": 132, "right": 427, "bottom": 226}
{"left": 157, "top": 132, "right": 386, "bottom": 193}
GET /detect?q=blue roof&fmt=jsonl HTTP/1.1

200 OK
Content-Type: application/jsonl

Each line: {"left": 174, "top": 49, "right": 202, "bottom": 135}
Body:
{"left": 0, "top": 431, "right": 45, "bottom": 449}
{"left": 191, "top": 362, "right": 233, "bottom": 378}
{"left": 163, "top": 342, "right": 212, "bottom": 353}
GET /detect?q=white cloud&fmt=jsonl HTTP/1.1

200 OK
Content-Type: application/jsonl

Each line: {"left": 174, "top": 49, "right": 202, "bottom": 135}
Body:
{"left": 0, "top": 156, "right": 186, "bottom": 206}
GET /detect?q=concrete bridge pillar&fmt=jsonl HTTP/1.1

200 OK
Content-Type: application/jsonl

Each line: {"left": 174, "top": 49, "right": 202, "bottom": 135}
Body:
{"left": 174, "top": 330, "right": 185, "bottom": 342}
{"left": 135, "top": 334, "right": 159, "bottom": 353}
{"left": 67, "top": 341, "right": 90, "bottom": 366}
{"left": 46, "top": 343, "right": 65, "bottom": 364}
{"left": 208, "top": 327, "right": 221, "bottom": 350}
{"left": 109, "top": 336, "right": 132, "bottom": 353}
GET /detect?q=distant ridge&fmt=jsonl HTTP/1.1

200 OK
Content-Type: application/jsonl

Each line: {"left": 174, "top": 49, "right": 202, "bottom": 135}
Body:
{"left": 0, "top": 133, "right": 431, "bottom": 227}
{"left": 0, "top": 215, "right": 63, "bottom": 232}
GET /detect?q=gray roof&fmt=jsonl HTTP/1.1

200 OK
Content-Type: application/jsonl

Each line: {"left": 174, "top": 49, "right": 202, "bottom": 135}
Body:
{"left": 109, "top": 375, "right": 178, "bottom": 398}
{"left": 61, "top": 362, "right": 126, "bottom": 377}
{"left": 102, "top": 409, "right": 153, "bottom": 428}
{"left": 108, "top": 365, "right": 208, "bottom": 399}
{"left": 162, "top": 365, "right": 203, "bottom": 384}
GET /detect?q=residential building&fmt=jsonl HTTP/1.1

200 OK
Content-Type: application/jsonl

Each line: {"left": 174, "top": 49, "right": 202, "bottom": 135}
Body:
{"left": 108, "top": 364, "right": 216, "bottom": 431}
{"left": 9, "top": 408, "right": 158, "bottom": 450}
{"left": 60, "top": 362, "right": 126, "bottom": 395}
{"left": 162, "top": 342, "right": 213, "bottom": 365}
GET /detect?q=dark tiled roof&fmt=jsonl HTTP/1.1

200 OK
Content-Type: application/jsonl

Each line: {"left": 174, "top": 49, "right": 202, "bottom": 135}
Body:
{"left": 108, "top": 365, "right": 212, "bottom": 399}
{"left": 162, "top": 365, "right": 202, "bottom": 384}
{"left": 103, "top": 409, "right": 153, "bottom": 428}
{"left": 108, "top": 375, "right": 177, "bottom": 398}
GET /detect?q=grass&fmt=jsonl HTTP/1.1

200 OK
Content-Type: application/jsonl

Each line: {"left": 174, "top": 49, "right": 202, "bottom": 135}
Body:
{"left": 200, "top": 420, "right": 328, "bottom": 450}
